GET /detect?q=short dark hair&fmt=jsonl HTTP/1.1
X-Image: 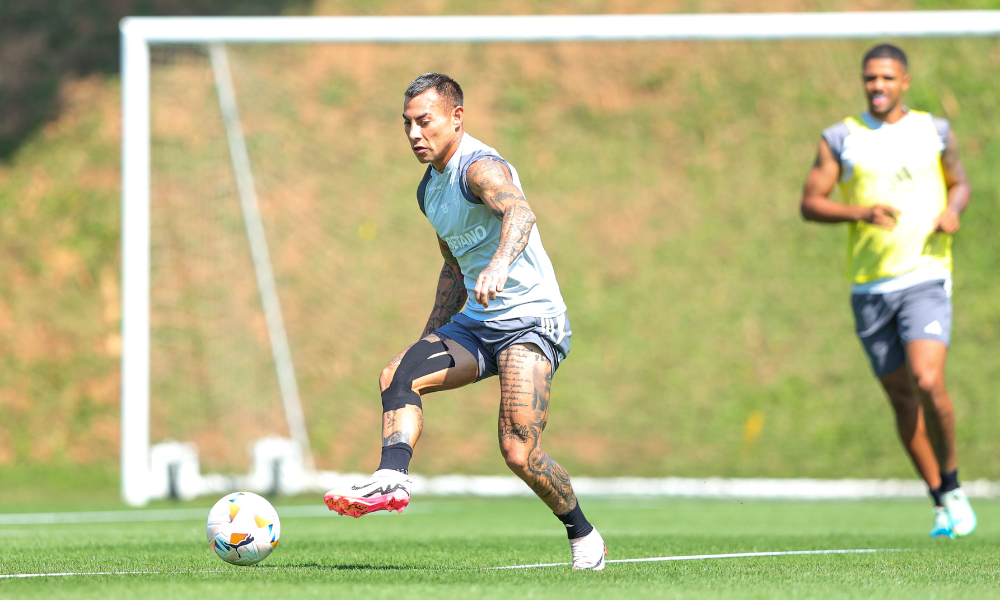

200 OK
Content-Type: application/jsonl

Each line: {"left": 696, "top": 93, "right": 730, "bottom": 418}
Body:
{"left": 405, "top": 73, "right": 464, "bottom": 110}
{"left": 862, "top": 44, "right": 908, "bottom": 70}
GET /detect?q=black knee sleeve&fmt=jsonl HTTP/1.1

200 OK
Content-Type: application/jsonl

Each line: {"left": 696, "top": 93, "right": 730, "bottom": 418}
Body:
{"left": 381, "top": 339, "right": 456, "bottom": 412}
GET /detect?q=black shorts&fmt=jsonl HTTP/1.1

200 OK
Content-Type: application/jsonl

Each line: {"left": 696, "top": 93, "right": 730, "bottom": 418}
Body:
{"left": 436, "top": 312, "right": 572, "bottom": 380}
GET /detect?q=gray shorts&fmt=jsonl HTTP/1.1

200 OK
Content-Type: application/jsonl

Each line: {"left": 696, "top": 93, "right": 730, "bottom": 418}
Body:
{"left": 851, "top": 280, "right": 952, "bottom": 378}
{"left": 436, "top": 312, "right": 572, "bottom": 380}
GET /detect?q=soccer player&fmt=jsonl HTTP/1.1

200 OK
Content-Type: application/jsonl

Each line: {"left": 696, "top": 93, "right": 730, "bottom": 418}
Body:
{"left": 323, "top": 73, "right": 607, "bottom": 569}
{"left": 800, "top": 44, "right": 975, "bottom": 538}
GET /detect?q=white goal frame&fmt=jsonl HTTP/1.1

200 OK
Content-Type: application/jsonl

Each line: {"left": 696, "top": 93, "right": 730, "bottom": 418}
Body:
{"left": 121, "top": 11, "right": 1000, "bottom": 506}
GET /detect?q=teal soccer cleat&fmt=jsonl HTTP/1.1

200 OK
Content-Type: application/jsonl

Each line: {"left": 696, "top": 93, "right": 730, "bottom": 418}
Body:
{"left": 942, "top": 488, "right": 977, "bottom": 536}
{"left": 929, "top": 506, "right": 956, "bottom": 539}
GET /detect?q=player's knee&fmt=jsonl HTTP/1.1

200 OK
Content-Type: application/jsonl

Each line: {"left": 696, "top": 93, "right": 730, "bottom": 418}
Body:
{"left": 880, "top": 372, "right": 914, "bottom": 409}
{"left": 381, "top": 352, "right": 419, "bottom": 412}
{"left": 381, "top": 368, "right": 418, "bottom": 413}
{"left": 378, "top": 364, "right": 398, "bottom": 394}
{"left": 912, "top": 369, "right": 944, "bottom": 397}
{"left": 499, "top": 442, "right": 530, "bottom": 473}
{"left": 503, "top": 454, "right": 530, "bottom": 475}
{"left": 917, "top": 376, "right": 953, "bottom": 416}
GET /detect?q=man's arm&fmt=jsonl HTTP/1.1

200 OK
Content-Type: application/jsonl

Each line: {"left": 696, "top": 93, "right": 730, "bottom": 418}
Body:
{"left": 420, "top": 236, "right": 468, "bottom": 338}
{"left": 800, "top": 138, "right": 898, "bottom": 229}
{"left": 466, "top": 159, "right": 536, "bottom": 308}
{"left": 931, "top": 129, "right": 971, "bottom": 234}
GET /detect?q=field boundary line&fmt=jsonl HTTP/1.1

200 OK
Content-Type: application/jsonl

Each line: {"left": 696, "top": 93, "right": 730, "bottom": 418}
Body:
{"left": 489, "top": 548, "right": 905, "bottom": 569}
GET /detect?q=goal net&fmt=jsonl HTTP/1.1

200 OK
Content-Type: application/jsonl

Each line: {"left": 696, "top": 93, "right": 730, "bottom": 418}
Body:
{"left": 123, "top": 13, "right": 1000, "bottom": 505}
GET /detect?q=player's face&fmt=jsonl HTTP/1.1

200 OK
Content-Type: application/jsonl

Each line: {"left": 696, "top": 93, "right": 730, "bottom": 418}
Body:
{"left": 403, "top": 90, "right": 463, "bottom": 170}
{"left": 862, "top": 58, "right": 910, "bottom": 118}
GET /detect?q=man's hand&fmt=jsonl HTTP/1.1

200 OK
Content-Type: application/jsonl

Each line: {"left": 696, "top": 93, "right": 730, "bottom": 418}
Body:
{"left": 932, "top": 207, "right": 961, "bottom": 234}
{"left": 474, "top": 259, "right": 508, "bottom": 307}
{"left": 863, "top": 204, "right": 899, "bottom": 230}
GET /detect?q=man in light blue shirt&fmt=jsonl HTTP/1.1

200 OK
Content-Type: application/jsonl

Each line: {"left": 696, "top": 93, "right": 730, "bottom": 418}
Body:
{"left": 324, "top": 73, "right": 606, "bottom": 570}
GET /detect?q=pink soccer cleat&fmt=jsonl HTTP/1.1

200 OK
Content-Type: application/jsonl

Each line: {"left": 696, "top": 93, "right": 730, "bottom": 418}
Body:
{"left": 323, "top": 469, "right": 412, "bottom": 518}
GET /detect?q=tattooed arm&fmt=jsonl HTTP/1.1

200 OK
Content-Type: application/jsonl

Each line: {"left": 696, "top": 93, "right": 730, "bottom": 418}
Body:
{"left": 933, "top": 129, "right": 971, "bottom": 234}
{"left": 421, "top": 235, "right": 468, "bottom": 338}
{"left": 466, "top": 159, "right": 537, "bottom": 308}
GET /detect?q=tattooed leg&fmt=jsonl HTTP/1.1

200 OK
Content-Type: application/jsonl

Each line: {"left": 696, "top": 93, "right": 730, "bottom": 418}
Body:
{"left": 379, "top": 333, "right": 478, "bottom": 449}
{"left": 381, "top": 406, "right": 424, "bottom": 447}
{"left": 497, "top": 343, "right": 578, "bottom": 514}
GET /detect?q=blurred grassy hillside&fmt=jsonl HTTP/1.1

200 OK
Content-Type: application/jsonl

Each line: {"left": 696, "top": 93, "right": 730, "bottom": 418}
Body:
{"left": 0, "top": 0, "right": 314, "bottom": 159}
{"left": 0, "top": 1, "right": 998, "bottom": 492}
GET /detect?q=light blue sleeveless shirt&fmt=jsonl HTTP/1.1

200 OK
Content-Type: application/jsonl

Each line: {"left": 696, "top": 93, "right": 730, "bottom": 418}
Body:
{"left": 417, "top": 133, "right": 567, "bottom": 321}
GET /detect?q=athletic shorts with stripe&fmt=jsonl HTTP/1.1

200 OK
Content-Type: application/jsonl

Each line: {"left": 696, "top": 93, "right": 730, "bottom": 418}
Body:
{"left": 435, "top": 312, "right": 572, "bottom": 381}
{"left": 851, "top": 279, "right": 952, "bottom": 378}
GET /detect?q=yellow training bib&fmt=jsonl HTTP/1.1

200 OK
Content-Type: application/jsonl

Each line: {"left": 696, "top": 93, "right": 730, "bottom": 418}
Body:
{"left": 822, "top": 110, "right": 951, "bottom": 283}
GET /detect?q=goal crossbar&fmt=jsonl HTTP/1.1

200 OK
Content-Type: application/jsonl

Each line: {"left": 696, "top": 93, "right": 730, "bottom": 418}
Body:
{"left": 121, "top": 11, "right": 1000, "bottom": 43}
{"left": 120, "top": 11, "right": 1000, "bottom": 506}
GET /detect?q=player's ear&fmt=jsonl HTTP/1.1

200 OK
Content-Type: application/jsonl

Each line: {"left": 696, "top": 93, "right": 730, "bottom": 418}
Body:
{"left": 901, "top": 72, "right": 911, "bottom": 92}
{"left": 452, "top": 105, "right": 464, "bottom": 130}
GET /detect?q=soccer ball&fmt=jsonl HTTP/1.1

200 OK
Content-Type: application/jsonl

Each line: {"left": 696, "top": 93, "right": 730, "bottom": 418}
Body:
{"left": 206, "top": 492, "right": 281, "bottom": 566}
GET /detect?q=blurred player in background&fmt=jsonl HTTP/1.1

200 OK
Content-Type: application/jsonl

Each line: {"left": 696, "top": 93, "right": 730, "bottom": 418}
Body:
{"left": 323, "top": 73, "right": 607, "bottom": 569}
{"left": 800, "top": 44, "right": 975, "bottom": 538}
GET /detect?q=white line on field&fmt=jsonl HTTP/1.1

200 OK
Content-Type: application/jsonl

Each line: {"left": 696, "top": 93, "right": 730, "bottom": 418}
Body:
{"left": 0, "top": 571, "right": 225, "bottom": 579}
{"left": 488, "top": 548, "right": 904, "bottom": 569}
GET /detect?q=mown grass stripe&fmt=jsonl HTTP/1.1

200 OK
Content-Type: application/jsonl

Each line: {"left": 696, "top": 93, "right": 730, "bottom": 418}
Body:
{"left": 0, "top": 571, "right": 224, "bottom": 579}
{"left": 0, "top": 505, "right": 333, "bottom": 525}
{"left": 0, "top": 549, "right": 905, "bottom": 577}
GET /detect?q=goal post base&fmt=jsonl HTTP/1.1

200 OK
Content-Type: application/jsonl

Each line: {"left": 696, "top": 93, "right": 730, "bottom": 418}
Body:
{"left": 145, "top": 437, "right": 308, "bottom": 502}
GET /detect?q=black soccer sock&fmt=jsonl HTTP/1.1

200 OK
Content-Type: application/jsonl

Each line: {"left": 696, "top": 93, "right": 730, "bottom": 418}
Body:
{"left": 555, "top": 503, "right": 594, "bottom": 540}
{"left": 378, "top": 443, "right": 413, "bottom": 474}
{"left": 930, "top": 486, "right": 944, "bottom": 507}
{"left": 940, "top": 469, "right": 960, "bottom": 493}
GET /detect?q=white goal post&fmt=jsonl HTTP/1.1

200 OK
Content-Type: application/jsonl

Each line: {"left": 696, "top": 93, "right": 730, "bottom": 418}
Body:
{"left": 120, "top": 11, "right": 1000, "bottom": 506}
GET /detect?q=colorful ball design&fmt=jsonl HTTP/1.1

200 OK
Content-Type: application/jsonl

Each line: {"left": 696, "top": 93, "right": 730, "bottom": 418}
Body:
{"left": 206, "top": 492, "right": 281, "bottom": 566}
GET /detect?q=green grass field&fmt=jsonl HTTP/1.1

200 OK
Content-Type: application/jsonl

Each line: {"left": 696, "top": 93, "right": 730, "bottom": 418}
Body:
{"left": 3, "top": 497, "right": 1000, "bottom": 599}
